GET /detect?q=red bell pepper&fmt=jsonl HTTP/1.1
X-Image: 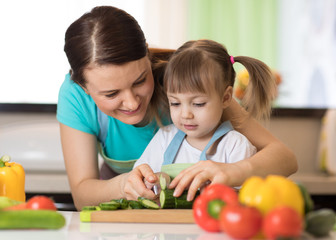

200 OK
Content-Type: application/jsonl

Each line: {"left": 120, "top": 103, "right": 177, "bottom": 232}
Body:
{"left": 193, "top": 183, "right": 238, "bottom": 232}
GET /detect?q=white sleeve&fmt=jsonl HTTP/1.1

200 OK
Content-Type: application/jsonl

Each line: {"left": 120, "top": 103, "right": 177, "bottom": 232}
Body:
{"left": 133, "top": 128, "right": 166, "bottom": 173}
{"left": 224, "top": 131, "right": 257, "bottom": 164}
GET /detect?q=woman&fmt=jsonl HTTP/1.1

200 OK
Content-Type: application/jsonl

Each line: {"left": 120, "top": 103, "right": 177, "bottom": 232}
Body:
{"left": 57, "top": 6, "right": 297, "bottom": 210}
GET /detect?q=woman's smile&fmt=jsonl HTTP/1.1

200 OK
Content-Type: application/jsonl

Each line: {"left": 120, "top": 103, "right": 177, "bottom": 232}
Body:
{"left": 119, "top": 103, "right": 142, "bottom": 115}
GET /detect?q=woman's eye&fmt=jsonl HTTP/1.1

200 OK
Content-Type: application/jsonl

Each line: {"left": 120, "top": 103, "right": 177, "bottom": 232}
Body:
{"left": 105, "top": 91, "right": 118, "bottom": 98}
{"left": 194, "top": 102, "right": 206, "bottom": 107}
{"left": 133, "top": 78, "right": 146, "bottom": 86}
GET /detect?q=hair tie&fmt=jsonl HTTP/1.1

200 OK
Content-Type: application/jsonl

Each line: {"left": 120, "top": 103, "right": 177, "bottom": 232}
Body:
{"left": 230, "top": 56, "right": 235, "bottom": 64}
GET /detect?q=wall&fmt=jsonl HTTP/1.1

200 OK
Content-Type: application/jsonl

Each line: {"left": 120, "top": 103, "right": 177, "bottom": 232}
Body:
{"left": 267, "top": 114, "right": 336, "bottom": 194}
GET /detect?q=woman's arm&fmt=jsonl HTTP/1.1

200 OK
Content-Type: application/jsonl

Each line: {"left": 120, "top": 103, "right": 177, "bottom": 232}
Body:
{"left": 59, "top": 123, "right": 157, "bottom": 210}
{"left": 225, "top": 100, "right": 298, "bottom": 178}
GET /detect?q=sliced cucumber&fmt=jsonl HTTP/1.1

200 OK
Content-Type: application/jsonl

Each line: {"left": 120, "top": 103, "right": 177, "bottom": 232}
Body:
{"left": 99, "top": 201, "right": 120, "bottom": 210}
{"left": 160, "top": 174, "right": 167, "bottom": 190}
{"left": 129, "top": 200, "right": 144, "bottom": 209}
{"left": 82, "top": 206, "right": 100, "bottom": 211}
{"left": 0, "top": 210, "right": 65, "bottom": 229}
{"left": 160, "top": 189, "right": 176, "bottom": 209}
{"left": 117, "top": 198, "right": 129, "bottom": 209}
{"left": 138, "top": 197, "right": 160, "bottom": 209}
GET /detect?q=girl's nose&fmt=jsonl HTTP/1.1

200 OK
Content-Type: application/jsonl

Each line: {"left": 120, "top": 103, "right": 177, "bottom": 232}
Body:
{"left": 122, "top": 90, "right": 140, "bottom": 110}
{"left": 181, "top": 106, "right": 193, "bottom": 119}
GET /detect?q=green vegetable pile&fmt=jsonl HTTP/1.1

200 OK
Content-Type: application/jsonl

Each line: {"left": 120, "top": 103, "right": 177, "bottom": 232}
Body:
{"left": 81, "top": 174, "right": 198, "bottom": 211}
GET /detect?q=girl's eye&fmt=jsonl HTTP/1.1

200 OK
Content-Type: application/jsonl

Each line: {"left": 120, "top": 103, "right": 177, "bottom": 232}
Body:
{"left": 133, "top": 78, "right": 146, "bottom": 86}
{"left": 170, "top": 102, "right": 180, "bottom": 107}
{"left": 194, "top": 103, "right": 206, "bottom": 107}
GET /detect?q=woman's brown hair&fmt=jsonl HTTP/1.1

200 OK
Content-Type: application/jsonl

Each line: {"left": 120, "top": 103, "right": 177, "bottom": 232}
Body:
{"left": 64, "top": 6, "right": 172, "bottom": 125}
{"left": 164, "top": 39, "right": 276, "bottom": 120}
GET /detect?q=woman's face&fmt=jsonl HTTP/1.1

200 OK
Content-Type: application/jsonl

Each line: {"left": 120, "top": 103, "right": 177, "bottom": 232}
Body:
{"left": 83, "top": 56, "right": 154, "bottom": 125}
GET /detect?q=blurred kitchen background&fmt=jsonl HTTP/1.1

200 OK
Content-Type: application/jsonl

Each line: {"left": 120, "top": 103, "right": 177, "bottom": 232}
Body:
{"left": 0, "top": 0, "right": 335, "bottom": 210}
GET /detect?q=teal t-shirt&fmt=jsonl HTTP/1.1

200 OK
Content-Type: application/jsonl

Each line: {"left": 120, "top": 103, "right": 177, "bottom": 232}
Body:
{"left": 57, "top": 74, "right": 164, "bottom": 171}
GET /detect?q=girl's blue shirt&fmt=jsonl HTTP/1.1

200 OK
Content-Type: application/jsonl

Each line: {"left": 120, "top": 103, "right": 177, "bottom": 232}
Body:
{"left": 56, "top": 74, "right": 161, "bottom": 161}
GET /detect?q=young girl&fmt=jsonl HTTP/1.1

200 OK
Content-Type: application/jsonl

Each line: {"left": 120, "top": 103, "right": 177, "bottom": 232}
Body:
{"left": 134, "top": 39, "right": 276, "bottom": 200}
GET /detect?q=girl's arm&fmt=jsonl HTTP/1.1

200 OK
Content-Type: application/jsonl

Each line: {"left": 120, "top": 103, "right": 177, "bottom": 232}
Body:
{"left": 59, "top": 123, "right": 156, "bottom": 210}
{"left": 169, "top": 100, "right": 298, "bottom": 200}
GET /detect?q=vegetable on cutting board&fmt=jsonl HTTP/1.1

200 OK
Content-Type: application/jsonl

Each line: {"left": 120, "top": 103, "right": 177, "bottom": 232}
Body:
{"left": 81, "top": 173, "right": 197, "bottom": 212}
{"left": 0, "top": 155, "right": 26, "bottom": 202}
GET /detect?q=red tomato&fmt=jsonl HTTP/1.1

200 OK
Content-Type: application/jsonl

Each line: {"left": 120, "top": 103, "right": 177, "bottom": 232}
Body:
{"left": 26, "top": 195, "right": 57, "bottom": 211}
{"left": 201, "top": 184, "right": 239, "bottom": 206}
{"left": 263, "top": 206, "right": 303, "bottom": 240}
{"left": 193, "top": 184, "right": 238, "bottom": 232}
{"left": 219, "top": 204, "right": 263, "bottom": 239}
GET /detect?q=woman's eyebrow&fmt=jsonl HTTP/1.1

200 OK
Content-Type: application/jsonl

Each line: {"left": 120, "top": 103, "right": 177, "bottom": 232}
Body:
{"left": 99, "top": 70, "right": 147, "bottom": 94}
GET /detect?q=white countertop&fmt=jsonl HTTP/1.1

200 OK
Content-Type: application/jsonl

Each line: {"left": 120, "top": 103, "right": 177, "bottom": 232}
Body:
{"left": 1, "top": 211, "right": 335, "bottom": 240}
{"left": 0, "top": 211, "right": 212, "bottom": 240}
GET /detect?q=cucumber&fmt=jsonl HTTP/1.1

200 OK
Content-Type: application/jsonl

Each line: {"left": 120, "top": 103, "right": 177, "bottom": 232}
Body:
{"left": 174, "top": 191, "right": 193, "bottom": 209}
{"left": 159, "top": 173, "right": 168, "bottom": 190}
{"left": 128, "top": 200, "right": 144, "bottom": 209}
{"left": 160, "top": 189, "right": 176, "bottom": 209}
{"left": 99, "top": 201, "right": 120, "bottom": 210}
{"left": 138, "top": 197, "right": 159, "bottom": 209}
{"left": 160, "top": 189, "right": 199, "bottom": 209}
{"left": 82, "top": 206, "right": 100, "bottom": 211}
{"left": 117, "top": 198, "right": 129, "bottom": 209}
{"left": 305, "top": 208, "right": 336, "bottom": 237}
{"left": 0, "top": 210, "right": 65, "bottom": 229}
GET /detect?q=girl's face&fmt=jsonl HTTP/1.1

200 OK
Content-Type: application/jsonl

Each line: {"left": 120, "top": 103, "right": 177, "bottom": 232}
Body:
{"left": 167, "top": 87, "right": 232, "bottom": 147}
{"left": 83, "top": 56, "right": 154, "bottom": 125}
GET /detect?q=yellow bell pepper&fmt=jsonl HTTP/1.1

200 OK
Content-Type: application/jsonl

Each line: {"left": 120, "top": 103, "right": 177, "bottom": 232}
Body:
{"left": 239, "top": 175, "right": 304, "bottom": 216}
{"left": 0, "top": 155, "right": 25, "bottom": 202}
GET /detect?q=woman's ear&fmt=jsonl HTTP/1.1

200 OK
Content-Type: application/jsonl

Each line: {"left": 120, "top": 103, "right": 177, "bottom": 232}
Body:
{"left": 222, "top": 86, "right": 233, "bottom": 108}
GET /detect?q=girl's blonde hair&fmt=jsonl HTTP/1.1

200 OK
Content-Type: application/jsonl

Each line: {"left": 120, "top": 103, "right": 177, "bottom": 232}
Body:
{"left": 164, "top": 39, "right": 276, "bottom": 120}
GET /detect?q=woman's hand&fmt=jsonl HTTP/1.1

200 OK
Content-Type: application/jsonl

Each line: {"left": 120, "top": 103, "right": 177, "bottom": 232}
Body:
{"left": 122, "top": 164, "right": 158, "bottom": 200}
{"left": 169, "top": 160, "right": 245, "bottom": 201}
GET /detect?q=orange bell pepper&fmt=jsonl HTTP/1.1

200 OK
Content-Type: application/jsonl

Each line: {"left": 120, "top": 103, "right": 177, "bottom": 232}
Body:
{"left": 0, "top": 155, "right": 26, "bottom": 202}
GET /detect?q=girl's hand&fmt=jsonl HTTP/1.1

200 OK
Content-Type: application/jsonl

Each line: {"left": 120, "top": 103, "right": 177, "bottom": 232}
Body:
{"left": 122, "top": 164, "right": 158, "bottom": 200}
{"left": 169, "top": 160, "right": 243, "bottom": 201}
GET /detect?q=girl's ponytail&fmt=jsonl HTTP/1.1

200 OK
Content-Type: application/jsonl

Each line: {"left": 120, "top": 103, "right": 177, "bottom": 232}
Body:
{"left": 233, "top": 56, "right": 276, "bottom": 120}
